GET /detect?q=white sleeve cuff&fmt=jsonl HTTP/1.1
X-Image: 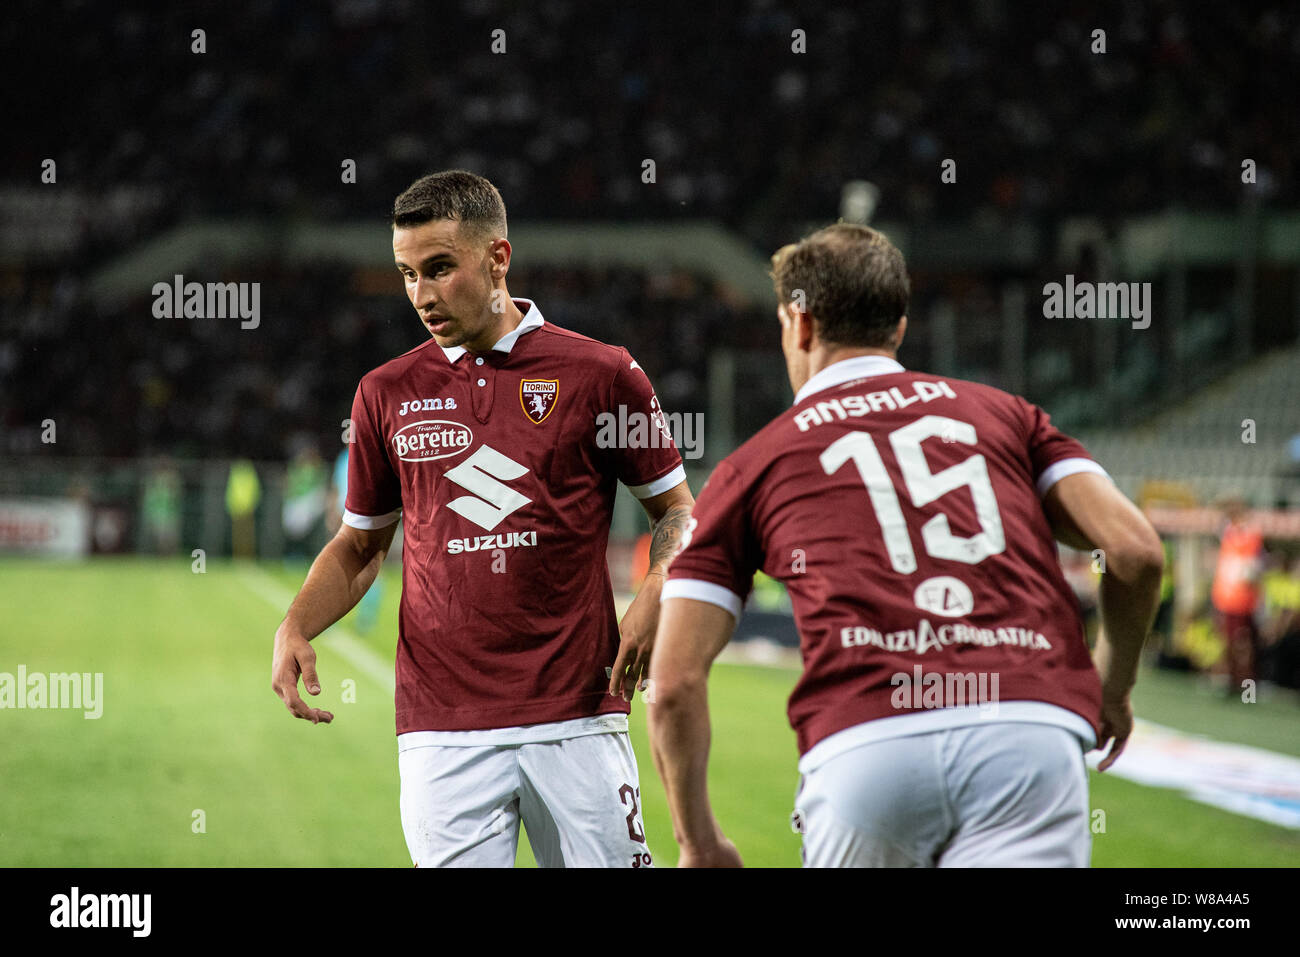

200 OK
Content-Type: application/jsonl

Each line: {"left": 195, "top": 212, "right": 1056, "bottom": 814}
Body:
{"left": 343, "top": 508, "right": 401, "bottom": 530}
{"left": 625, "top": 464, "right": 686, "bottom": 500}
{"left": 661, "top": 578, "right": 745, "bottom": 620}
{"left": 1036, "top": 458, "right": 1110, "bottom": 497}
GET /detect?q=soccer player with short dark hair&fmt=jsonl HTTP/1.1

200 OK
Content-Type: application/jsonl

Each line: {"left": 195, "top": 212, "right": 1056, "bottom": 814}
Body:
{"left": 648, "top": 223, "right": 1163, "bottom": 867}
{"left": 272, "top": 170, "right": 693, "bottom": 867}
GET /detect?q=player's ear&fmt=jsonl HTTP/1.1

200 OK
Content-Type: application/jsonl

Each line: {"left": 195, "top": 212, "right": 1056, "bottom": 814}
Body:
{"left": 894, "top": 315, "right": 908, "bottom": 351}
{"left": 797, "top": 308, "right": 816, "bottom": 352}
{"left": 489, "top": 237, "right": 512, "bottom": 279}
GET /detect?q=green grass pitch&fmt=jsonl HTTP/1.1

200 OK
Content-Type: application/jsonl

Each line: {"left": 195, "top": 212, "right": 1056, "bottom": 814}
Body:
{"left": 1, "top": 557, "right": 1297, "bottom": 867}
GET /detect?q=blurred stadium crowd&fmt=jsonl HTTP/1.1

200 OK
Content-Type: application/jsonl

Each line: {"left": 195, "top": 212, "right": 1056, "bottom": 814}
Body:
{"left": 5, "top": 1, "right": 1299, "bottom": 458}
{"left": 6, "top": 1, "right": 1297, "bottom": 245}
{"left": 0, "top": 262, "right": 762, "bottom": 459}
{"left": 4, "top": 1, "right": 1300, "bottom": 691}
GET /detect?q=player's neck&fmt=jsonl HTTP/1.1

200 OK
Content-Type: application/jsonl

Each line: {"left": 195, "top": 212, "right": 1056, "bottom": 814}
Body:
{"left": 463, "top": 292, "right": 524, "bottom": 353}
{"left": 790, "top": 346, "right": 899, "bottom": 399}
{"left": 809, "top": 346, "right": 899, "bottom": 380}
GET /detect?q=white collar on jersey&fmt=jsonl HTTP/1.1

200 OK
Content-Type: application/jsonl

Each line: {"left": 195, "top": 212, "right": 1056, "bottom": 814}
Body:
{"left": 439, "top": 298, "right": 545, "bottom": 363}
{"left": 793, "top": 354, "right": 906, "bottom": 405}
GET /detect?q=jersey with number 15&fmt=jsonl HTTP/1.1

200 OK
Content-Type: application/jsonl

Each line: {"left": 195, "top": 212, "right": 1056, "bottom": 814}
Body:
{"left": 665, "top": 355, "right": 1107, "bottom": 757}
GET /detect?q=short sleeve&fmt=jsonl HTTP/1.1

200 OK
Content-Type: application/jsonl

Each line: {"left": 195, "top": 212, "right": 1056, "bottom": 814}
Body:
{"left": 343, "top": 380, "right": 402, "bottom": 529}
{"left": 1021, "top": 398, "right": 1109, "bottom": 497}
{"left": 607, "top": 350, "right": 685, "bottom": 499}
{"left": 662, "top": 460, "right": 758, "bottom": 620}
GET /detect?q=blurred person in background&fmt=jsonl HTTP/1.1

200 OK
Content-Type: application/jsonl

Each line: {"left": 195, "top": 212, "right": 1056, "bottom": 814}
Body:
{"left": 1150, "top": 538, "right": 1177, "bottom": 666}
{"left": 140, "top": 457, "right": 182, "bottom": 556}
{"left": 282, "top": 444, "right": 328, "bottom": 560}
{"left": 1260, "top": 554, "right": 1300, "bottom": 693}
{"left": 1211, "top": 497, "right": 1265, "bottom": 694}
{"left": 225, "top": 459, "right": 261, "bottom": 559}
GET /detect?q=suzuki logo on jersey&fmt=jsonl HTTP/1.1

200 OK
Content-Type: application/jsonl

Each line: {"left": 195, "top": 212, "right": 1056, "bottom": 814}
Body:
{"left": 520, "top": 379, "right": 558, "bottom": 424}
{"left": 446, "top": 530, "right": 538, "bottom": 554}
{"left": 443, "top": 445, "right": 533, "bottom": 531}
{"left": 393, "top": 420, "right": 474, "bottom": 462}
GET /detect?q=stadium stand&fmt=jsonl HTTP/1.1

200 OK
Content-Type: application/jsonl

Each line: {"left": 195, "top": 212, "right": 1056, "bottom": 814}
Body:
{"left": 1082, "top": 346, "right": 1300, "bottom": 506}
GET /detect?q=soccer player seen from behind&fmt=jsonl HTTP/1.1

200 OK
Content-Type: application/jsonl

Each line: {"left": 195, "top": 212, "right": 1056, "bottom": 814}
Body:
{"left": 271, "top": 170, "right": 693, "bottom": 867}
{"left": 648, "top": 224, "right": 1163, "bottom": 867}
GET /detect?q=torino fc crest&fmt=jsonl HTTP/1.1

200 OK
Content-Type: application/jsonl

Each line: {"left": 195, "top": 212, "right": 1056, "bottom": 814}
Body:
{"left": 520, "top": 379, "right": 558, "bottom": 424}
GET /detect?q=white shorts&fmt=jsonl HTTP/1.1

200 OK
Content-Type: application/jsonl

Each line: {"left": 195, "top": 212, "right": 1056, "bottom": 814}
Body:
{"left": 795, "top": 722, "right": 1090, "bottom": 867}
{"left": 398, "top": 731, "right": 653, "bottom": 868}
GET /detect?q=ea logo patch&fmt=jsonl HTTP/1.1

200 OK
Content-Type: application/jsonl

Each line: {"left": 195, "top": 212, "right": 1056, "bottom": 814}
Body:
{"left": 913, "top": 576, "right": 975, "bottom": 618}
{"left": 520, "top": 379, "right": 558, "bottom": 424}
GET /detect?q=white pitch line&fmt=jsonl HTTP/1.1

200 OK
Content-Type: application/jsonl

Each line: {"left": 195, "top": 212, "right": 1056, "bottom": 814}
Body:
{"left": 242, "top": 570, "right": 1300, "bottom": 830}
{"left": 239, "top": 566, "right": 395, "bottom": 694}
{"left": 1086, "top": 718, "right": 1300, "bottom": 830}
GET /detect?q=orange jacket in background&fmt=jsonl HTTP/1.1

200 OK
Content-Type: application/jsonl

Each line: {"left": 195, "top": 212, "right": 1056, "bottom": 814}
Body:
{"left": 1212, "top": 524, "right": 1263, "bottom": 615}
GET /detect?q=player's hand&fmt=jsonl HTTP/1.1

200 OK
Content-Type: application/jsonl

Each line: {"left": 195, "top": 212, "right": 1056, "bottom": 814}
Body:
{"left": 1095, "top": 688, "right": 1133, "bottom": 771}
{"left": 677, "top": 835, "right": 743, "bottom": 868}
{"left": 610, "top": 574, "right": 663, "bottom": 701}
{"left": 272, "top": 629, "right": 334, "bottom": 724}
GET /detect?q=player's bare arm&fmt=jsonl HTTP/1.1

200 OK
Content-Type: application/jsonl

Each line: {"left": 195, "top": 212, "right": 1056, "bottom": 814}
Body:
{"left": 271, "top": 521, "right": 397, "bottom": 724}
{"left": 1043, "top": 471, "right": 1164, "bottom": 770}
{"left": 609, "top": 480, "right": 694, "bottom": 701}
{"left": 647, "top": 596, "right": 742, "bottom": 867}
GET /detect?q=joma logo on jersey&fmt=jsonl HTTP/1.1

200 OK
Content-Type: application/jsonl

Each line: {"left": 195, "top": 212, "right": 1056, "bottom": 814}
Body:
{"left": 521, "top": 379, "right": 558, "bottom": 424}
{"left": 392, "top": 420, "right": 473, "bottom": 461}
{"left": 446, "top": 530, "right": 538, "bottom": 554}
{"left": 398, "top": 397, "right": 458, "bottom": 415}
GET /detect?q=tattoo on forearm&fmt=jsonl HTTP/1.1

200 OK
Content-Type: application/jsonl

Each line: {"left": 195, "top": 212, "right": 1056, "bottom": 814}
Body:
{"left": 649, "top": 504, "right": 693, "bottom": 572}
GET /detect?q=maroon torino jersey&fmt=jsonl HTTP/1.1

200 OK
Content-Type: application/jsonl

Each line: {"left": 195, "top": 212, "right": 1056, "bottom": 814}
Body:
{"left": 664, "top": 355, "right": 1107, "bottom": 759}
{"left": 345, "top": 299, "right": 683, "bottom": 734}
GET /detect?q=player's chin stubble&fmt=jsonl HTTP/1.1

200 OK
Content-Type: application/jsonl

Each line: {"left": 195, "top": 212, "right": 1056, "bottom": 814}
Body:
{"left": 423, "top": 315, "right": 461, "bottom": 345}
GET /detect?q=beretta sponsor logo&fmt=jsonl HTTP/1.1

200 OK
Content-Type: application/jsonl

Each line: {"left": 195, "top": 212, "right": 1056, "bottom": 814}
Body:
{"left": 392, "top": 420, "right": 473, "bottom": 462}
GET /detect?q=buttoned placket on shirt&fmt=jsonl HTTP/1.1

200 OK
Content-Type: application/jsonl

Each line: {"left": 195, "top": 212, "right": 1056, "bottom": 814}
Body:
{"left": 439, "top": 299, "right": 546, "bottom": 424}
